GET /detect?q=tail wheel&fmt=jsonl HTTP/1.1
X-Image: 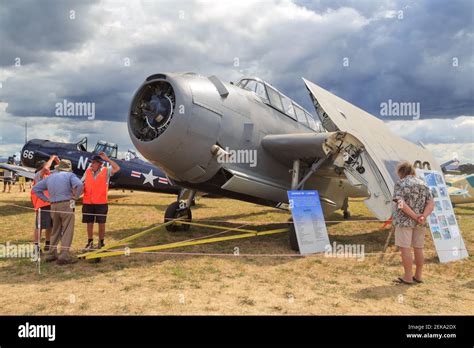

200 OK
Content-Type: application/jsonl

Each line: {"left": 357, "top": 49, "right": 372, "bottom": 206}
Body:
{"left": 164, "top": 201, "right": 192, "bottom": 232}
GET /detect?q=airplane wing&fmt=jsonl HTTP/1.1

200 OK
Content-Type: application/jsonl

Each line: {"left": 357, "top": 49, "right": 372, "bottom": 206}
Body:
{"left": 302, "top": 78, "right": 441, "bottom": 180}
{"left": 0, "top": 163, "right": 36, "bottom": 180}
{"left": 262, "top": 79, "right": 441, "bottom": 220}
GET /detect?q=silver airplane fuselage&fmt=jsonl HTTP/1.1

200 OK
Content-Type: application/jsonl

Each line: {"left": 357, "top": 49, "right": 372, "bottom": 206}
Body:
{"left": 128, "top": 73, "right": 366, "bottom": 215}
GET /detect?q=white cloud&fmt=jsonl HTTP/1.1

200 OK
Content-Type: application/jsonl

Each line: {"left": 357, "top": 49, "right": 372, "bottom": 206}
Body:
{"left": 385, "top": 116, "right": 474, "bottom": 163}
{"left": 386, "top": 116, "right": 474, "bottom": 145}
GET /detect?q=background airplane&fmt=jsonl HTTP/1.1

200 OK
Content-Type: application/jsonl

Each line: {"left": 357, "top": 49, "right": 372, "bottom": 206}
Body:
{"left": 445, "top": 174, "right": 474, "bottom": 206}
{"left": 0, "top": 137, "right": 180, "bottom": 195}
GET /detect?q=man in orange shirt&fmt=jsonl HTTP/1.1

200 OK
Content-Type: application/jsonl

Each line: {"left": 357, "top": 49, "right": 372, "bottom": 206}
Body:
{"left": 82, "top": 152, "right": 120, "bottom": 251}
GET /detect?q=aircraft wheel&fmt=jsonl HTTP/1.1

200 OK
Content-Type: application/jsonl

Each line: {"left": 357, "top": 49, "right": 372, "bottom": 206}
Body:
{"left": 343, "top": 211, "right": 351, "bottom": 219}
{"left": 288, "top": 219, "right": 299, "bottom": 252}
{"left": 164, "top": 201, "right": 192, "bottom": 232}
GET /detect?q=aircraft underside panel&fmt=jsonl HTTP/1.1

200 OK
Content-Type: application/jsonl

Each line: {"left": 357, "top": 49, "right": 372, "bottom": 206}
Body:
{"left": 221, "top": 169, "right": 289, "bottom": 202}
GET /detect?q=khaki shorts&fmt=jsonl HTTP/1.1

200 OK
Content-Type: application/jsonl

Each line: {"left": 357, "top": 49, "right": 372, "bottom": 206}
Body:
{"left": 395, "top": 226, "right": 426, "bottom": 248}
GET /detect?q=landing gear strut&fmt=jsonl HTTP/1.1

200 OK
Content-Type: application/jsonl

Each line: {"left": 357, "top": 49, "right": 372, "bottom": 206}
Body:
{"left": 164, "top": 189, "right": 196, "bottom": 232}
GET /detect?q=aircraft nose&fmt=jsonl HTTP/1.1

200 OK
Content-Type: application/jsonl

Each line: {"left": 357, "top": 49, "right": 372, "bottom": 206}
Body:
{"left": 129, "top": 80, "right": 176, "bottom": 142}
{"left": 128, "top": 74, "right": 223, "bottom": 184}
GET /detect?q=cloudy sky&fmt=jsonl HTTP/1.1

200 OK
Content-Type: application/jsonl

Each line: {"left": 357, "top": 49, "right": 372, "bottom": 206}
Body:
{"left": 0, "top": 0, "right": 473, "bottom": 162}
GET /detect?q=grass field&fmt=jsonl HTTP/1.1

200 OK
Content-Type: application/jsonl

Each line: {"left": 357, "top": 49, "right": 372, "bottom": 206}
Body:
{"left": 0, "top": 189, "right": 472, "bottom": 315}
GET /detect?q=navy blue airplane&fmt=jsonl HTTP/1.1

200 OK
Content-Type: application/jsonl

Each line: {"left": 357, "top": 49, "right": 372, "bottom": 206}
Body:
{"left": 0, "top": 137, "right": 180, "bottom": 195}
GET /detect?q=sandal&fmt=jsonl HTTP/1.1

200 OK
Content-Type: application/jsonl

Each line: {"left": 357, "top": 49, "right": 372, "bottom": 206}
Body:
{"left": 394, "top": 277, "right": 414, "bottom": 285}
{"left": 412, "top": 277, "right": 423, "bottom": 284}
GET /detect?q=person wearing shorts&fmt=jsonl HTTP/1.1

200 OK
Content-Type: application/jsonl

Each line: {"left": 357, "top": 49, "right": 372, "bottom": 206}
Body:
{"left": 392, "top": 161, "right": 434, "bottom": 285}
{"left": 31, "top": 156, "right": 59, "bottom": 252}
{"left": 81, "top": 152, "right": 120, "bottom": 251}
{"left": 33, "top": 159, "right": 83, "bottom": 265}
{"left": 82, "top": 203, "right": 108, "bottom": 224}
{"left": 3, "top": 164, "right": 12, "bottom": 193}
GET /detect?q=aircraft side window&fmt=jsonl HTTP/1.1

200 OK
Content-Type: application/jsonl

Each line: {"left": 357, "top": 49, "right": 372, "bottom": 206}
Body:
{"left": 255, "top": 82, "right": 269, "bottom": 102}
{"left": 294, "top": 105, "right": 308, "bottom": 124}
{"left": 244, "top": 80, "right": 257, "bottom": 92}
{"left": 266, "top": 85, "right": 284, "bottom": 111}
{"left": 237, "top": 79, "right": 249, "bottom": 88}
{"left": 95, "top": 144, "right": 105, "bottom": 153}
{"left": 305, "top": 111, "right": 317, "bottom": 130}
{"left": 306, "top": 113, "right": 318, "bottom": 130}
{"left": 281, "top": 95, "right": 296, "bottom": 120}
{"left": 111, "top": 146, "right": 118, "bottom": 159}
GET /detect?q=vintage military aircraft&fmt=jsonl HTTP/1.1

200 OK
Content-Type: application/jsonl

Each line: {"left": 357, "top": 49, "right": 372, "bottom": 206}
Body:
{"left": 127, "top": 72, "right": 441, "bottom": 249}
{"left": 0, "top": 137, "right": 180, "bottom": 195}
{"left": 445, "top": 174, "right": 474, "bottom": 206}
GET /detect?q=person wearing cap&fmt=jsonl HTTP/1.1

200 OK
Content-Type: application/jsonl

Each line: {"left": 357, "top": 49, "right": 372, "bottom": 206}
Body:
{"left": 82, "top": 152, "right": 120, "bottom": 251}
{"left": 31, "top": 155, "right": 59, "bottom": 252}
{"left": 33, "top": 159, "right": 83, "bottom": 265}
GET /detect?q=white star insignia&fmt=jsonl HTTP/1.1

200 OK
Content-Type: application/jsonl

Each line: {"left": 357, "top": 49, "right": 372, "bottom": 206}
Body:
{"left": 142, "top": 169, "right": 158, "bottom": 187}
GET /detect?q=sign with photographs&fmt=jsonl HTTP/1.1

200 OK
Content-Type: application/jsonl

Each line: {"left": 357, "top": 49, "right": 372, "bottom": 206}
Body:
{"left": 288, "top": 190, "right": 331, "bottom": 255}
{"left": 416, "top": 169, "right": 469, "bottom": 263}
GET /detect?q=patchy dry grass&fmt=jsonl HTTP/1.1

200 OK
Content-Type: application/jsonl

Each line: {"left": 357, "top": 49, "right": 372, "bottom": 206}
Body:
{"left": 0, "top": 189, "right": 472, "bottom": 315}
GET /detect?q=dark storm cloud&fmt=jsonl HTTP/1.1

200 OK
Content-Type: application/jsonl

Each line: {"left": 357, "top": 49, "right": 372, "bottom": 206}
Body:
{"left": 0, "top": 0, "right": 98, "bottom": 66}
{"left": 279, "top": 0, "right": 474, "bottom": 118}
{"left": 0, "top": 0, "right": 472, "bottom": 125}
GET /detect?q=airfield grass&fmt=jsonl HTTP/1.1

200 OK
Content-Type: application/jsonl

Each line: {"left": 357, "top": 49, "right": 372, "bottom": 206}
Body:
{"left": 0, "top": 188, "right": 472, "bottom": 315}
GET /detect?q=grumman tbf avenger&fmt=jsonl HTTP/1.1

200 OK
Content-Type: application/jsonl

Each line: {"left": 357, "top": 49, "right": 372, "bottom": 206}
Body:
{"left": 128, "top": 72, "right": 441, "bottom": 250}
{"left": 0, "top": 137, "right": 180, "bottom": 195}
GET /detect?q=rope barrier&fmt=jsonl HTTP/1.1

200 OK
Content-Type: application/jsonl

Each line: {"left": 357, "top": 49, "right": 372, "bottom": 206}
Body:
{"left": 0, "top": 202, "right": 469, "bottom": 261}
{"left": 0, "top": 203, "right": 393, "bottom": 224}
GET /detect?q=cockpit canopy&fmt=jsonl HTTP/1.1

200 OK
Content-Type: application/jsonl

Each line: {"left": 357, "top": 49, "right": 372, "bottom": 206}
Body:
{"left": 93, "top": 140, "right": 118, "bottom": 158}
{"left": 236, "top": 77, "right": 321, "bottom": 132}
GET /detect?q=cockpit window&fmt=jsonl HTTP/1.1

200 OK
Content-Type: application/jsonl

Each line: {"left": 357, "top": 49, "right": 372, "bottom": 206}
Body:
{"left": 236, "top": 77, "right": 320, "bottom": 132}
{"left": 306, "top": 113, "right": 319, "bottom": 131}
{"left": 265, "top": 85, "right": 284, "bottom": 111}
{"left": 281, "top": 95, "right": 296, "bottom": 120}
{"left": 94, "top": 141, "right": 118, "bottom": 158}
{"left": 255, "top": 82, "right": 269, "bottom": 102}
{"left": 293, "top": 105, "right": 308, "bottom": 124}
{"left": 244, "top": 80, "right": 257, "bottom": 92}
{"left": 76, "top": 137, "right": 88, "bottom": 152}
{"left": 237, "top": 79, "right": 249, "bottom": 88}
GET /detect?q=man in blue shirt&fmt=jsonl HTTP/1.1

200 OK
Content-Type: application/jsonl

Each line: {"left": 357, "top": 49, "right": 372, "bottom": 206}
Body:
{"left": 33, "top": 159, "right": 83, "bottom": 264}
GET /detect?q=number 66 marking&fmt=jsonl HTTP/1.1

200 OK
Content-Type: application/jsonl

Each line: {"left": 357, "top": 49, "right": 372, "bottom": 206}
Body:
{"left": 23, "top": 150, "right": 34, "bottom": 159}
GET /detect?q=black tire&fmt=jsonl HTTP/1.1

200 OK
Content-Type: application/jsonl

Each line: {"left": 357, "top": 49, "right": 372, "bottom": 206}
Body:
{"left": 288, "top": 219, "right": 299, "bottom": 252}
{"left": 164, "top": 201, "right": 192, "bottom": 232}
{"left": 343, "top": 210, "right": 351, "bottom": 219}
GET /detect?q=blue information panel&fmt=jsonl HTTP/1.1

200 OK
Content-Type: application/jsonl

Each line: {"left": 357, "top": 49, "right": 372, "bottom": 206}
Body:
{"left": 288, "top": 190, "right": 331, "bottom": 255}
